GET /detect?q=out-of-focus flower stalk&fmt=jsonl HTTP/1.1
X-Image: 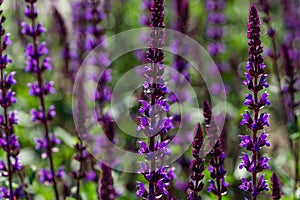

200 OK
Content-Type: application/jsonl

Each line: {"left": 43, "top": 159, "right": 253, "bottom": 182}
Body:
{"left": 69, "top": 2, "right": 89, "bottom": 198}
{"left": 280, "top": 0, "right": 300, "bottom": 192}
{"left": 70, "top": 0, "right": 114, "bottom": 199}
{"left": 281, "top": 44, "right": 300, "bottom": 193}
{"left": 206, "top": 0, "right": 228, "bottom": 88}
{"left": 51, "top": 4, "right": 71, "bottom": 88}
{"left": 258, "top": 0, "right": 281, "bottom": 92}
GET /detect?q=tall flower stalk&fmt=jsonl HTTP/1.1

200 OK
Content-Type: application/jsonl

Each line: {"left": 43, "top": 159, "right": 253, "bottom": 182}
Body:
{"left": 85, "top": 1, "right": 115, "bottom": 199}
{"left": 203, "top": 101, "right": 228, "bottom": 200}
{"left": 239, "top": 5, "right": 270, "bottom": 199}
{"left": 71, "top": 0, "right": 114, "bottom": 198}
{"left": 280, "top": 44, "right": 299, "bottom": 193}
{"left": 70, "top": 1, "right": 91, "bottom": 198}
{"left": 257, "top": 0, "right": 281, "bottom": 95}
{"left": 171, "top": 0, "right": 190, "bottom": 99}
{"left": 187, "top": 123, "right": 205, "bottom": 200}
{"left": 205, "top": 0, "right": 228, "bottom": 97}
{"left": 280, "top": 0, "right": 300, "bottom": 192}
{"left": 51, "top": 4, "right": 71, "bottom": 88}
{"left": 22, "top": 0, "right": 64, "bottom": 199}
{"left": 136, "top": 0, "right": 175, "bottom": 199}
{"left": 0, "top": 1, "right": 28, "bottom": 199}
{"left": 206, "top": 0, "right": 227, "bottom": 72}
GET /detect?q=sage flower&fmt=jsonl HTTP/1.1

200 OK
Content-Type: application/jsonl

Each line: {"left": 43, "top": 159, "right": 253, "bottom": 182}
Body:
{"left": 239, "top": 5, "right": 271, "bottom": 199}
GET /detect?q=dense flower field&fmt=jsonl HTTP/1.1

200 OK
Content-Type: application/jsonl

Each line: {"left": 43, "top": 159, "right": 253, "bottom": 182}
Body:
{"left": 0, "top": 0, "right": 299, "bottom": 199}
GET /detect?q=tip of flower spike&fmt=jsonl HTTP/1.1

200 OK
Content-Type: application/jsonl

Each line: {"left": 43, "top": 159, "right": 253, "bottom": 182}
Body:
{"left": 250, "top": 4, "right": 258, "bottom": 14}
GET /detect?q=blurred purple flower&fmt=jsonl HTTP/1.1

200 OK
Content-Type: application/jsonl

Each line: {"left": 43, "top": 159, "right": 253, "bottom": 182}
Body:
{"left": 206, "top": 0, "right": 227, "bottom": 72}
{"left": 39, "top": 167, "right": 65, "bottom": 185}
{"left": 271, "top": 172, "right": 282, "bottom": 200}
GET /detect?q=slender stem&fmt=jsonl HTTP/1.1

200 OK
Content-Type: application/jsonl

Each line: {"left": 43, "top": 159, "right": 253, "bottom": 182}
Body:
{"left": 149, "top": 136, "right": 155, "bottom": 199}
{"left": 265, "top": 13, "right": 299, "bottom": 195}
{"left": 29, "top": 2, "right": 59, "bottom": 199}
{"left": 290, "top": 78, "right": 299, "bottom": 194}
{"left": 1, "top": 62, "right": 13, "bottom": 200}
{"left": 36, "top": 49, "right": 60, "bottom": 200}
{"left": 17, "top": 172, "right": 29, "bottom": 200}
{"left": 216, "top": 177, "right": 222, "bottom": 200}
{"left": 251, "top": 69, "right": 259, "bottom": 200}
{"left": 75, "top": 140, "right": 84, "bottom": 200}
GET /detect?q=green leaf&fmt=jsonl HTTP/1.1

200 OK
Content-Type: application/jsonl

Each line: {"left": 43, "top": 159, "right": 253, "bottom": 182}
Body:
{"left": 66, "top": 198, "right": 76, "bottom": 200}
{"left": 54, "top": 127, "right": 77, "bottom": 147}
{"left": 290, "top": 131, "right": 300, "bottom": 140}
{"left": 28, "top": 166, "right": 37, "bottom": 185}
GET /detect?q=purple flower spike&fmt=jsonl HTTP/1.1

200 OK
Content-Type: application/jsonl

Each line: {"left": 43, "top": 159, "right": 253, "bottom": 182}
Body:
{"left": 0, "top": 1, "right": 28, "bottom": 198}
{"left": 271, "top": 173, "right": 282, "bottom": 200}
{"left": 187, "top": 123, "right": 205, "bottom": 199}
{"left": 136, "top": 181, "right": 147, "bottom": 198}
{"left": 239, "top": 5, "right": 271, "bottom": 199}
{"left": 22, "top": 0, "right": 61, "bottom": 198}
{"left": 205, "top": 0, "right": 229, "bottom": 97}
{"left": 280, "top": 2, "right": 300, "bottom": 189}
{"left": 136, "top": 0, "right": 175, "bottom": 199}
{"left": 203, "top": 101, "right": 228, "bottom": 199}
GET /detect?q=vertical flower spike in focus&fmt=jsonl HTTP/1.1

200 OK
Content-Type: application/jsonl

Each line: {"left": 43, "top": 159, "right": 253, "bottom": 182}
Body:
{"left": 187, "top": 123, "right": 205, "bottom": 200}
{"left": 0, "top": 1, "right": 27, "bottom": 199}
{"left": 136, "top": 0, "right": 175, "bottom": 199}
{"left": 239, "top": 5, "right": 271, "bottom": 200}
{"left": 22, "top": 0, "right": 64, "bottom": 199}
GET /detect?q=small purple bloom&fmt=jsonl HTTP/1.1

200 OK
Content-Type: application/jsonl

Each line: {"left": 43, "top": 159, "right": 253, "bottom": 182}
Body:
{"left": 136, "top": 182, "right": 147, "bottom": 198}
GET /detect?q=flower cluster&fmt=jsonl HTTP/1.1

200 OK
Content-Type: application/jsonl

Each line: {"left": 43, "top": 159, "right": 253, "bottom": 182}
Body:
{"left": 69, "top": 2, "right": 93, "bottom": 198}
{"left": 257, "top": 0, "right": 276, "bottom": 38}
{"left": 99, "top": 162, "right": 115, "bottom": 200}
{"left": 39, "top": 166, "right": 65, "bottom": 185}
{"left": 206, "top": 0, "right": 226, "bottom": 56}
{"left": 281, "top": 0, "right": 300, "bottom": 43}
{"left": 140, "top": 0, "right": 151, "bottom": 26}
{"left": 170, "top": 0, "right": 190, "bottom": 101}
{"left": 280, "top": 0, "right": 300, "bottom": 191}
{"left": 187, "top": 123, "right": 205, "bottom": 200}
{"left": 136, "top": 0, "right": 176, "bottom": 199}
{"left": 85, "top": 1, "right": 115, "bottom": 198}
{"left": 206, "top": 0, "right": 227, "bottom": 70}
{"left": 0, "top": 2, "right": 26, "bottom": 198}
{"left": 22, "top": 0, "right": 63, "bottom": 198}
{"left": 239, "top": 5, "right": 270, "bottom": 199}
{"left": 70, "top": 1, "right": 115, "bottom": 198}
{"left": 203, "top": 101, "right": 228, "bottom": 199}
{"left": 70, "top": 0, "right": 88, "bottom": 81}
{"left": 271, "top": 172, "right": 282, "bottom": 200}
{"left": 205, "top": 0, "right": 229, "bottom": 97}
